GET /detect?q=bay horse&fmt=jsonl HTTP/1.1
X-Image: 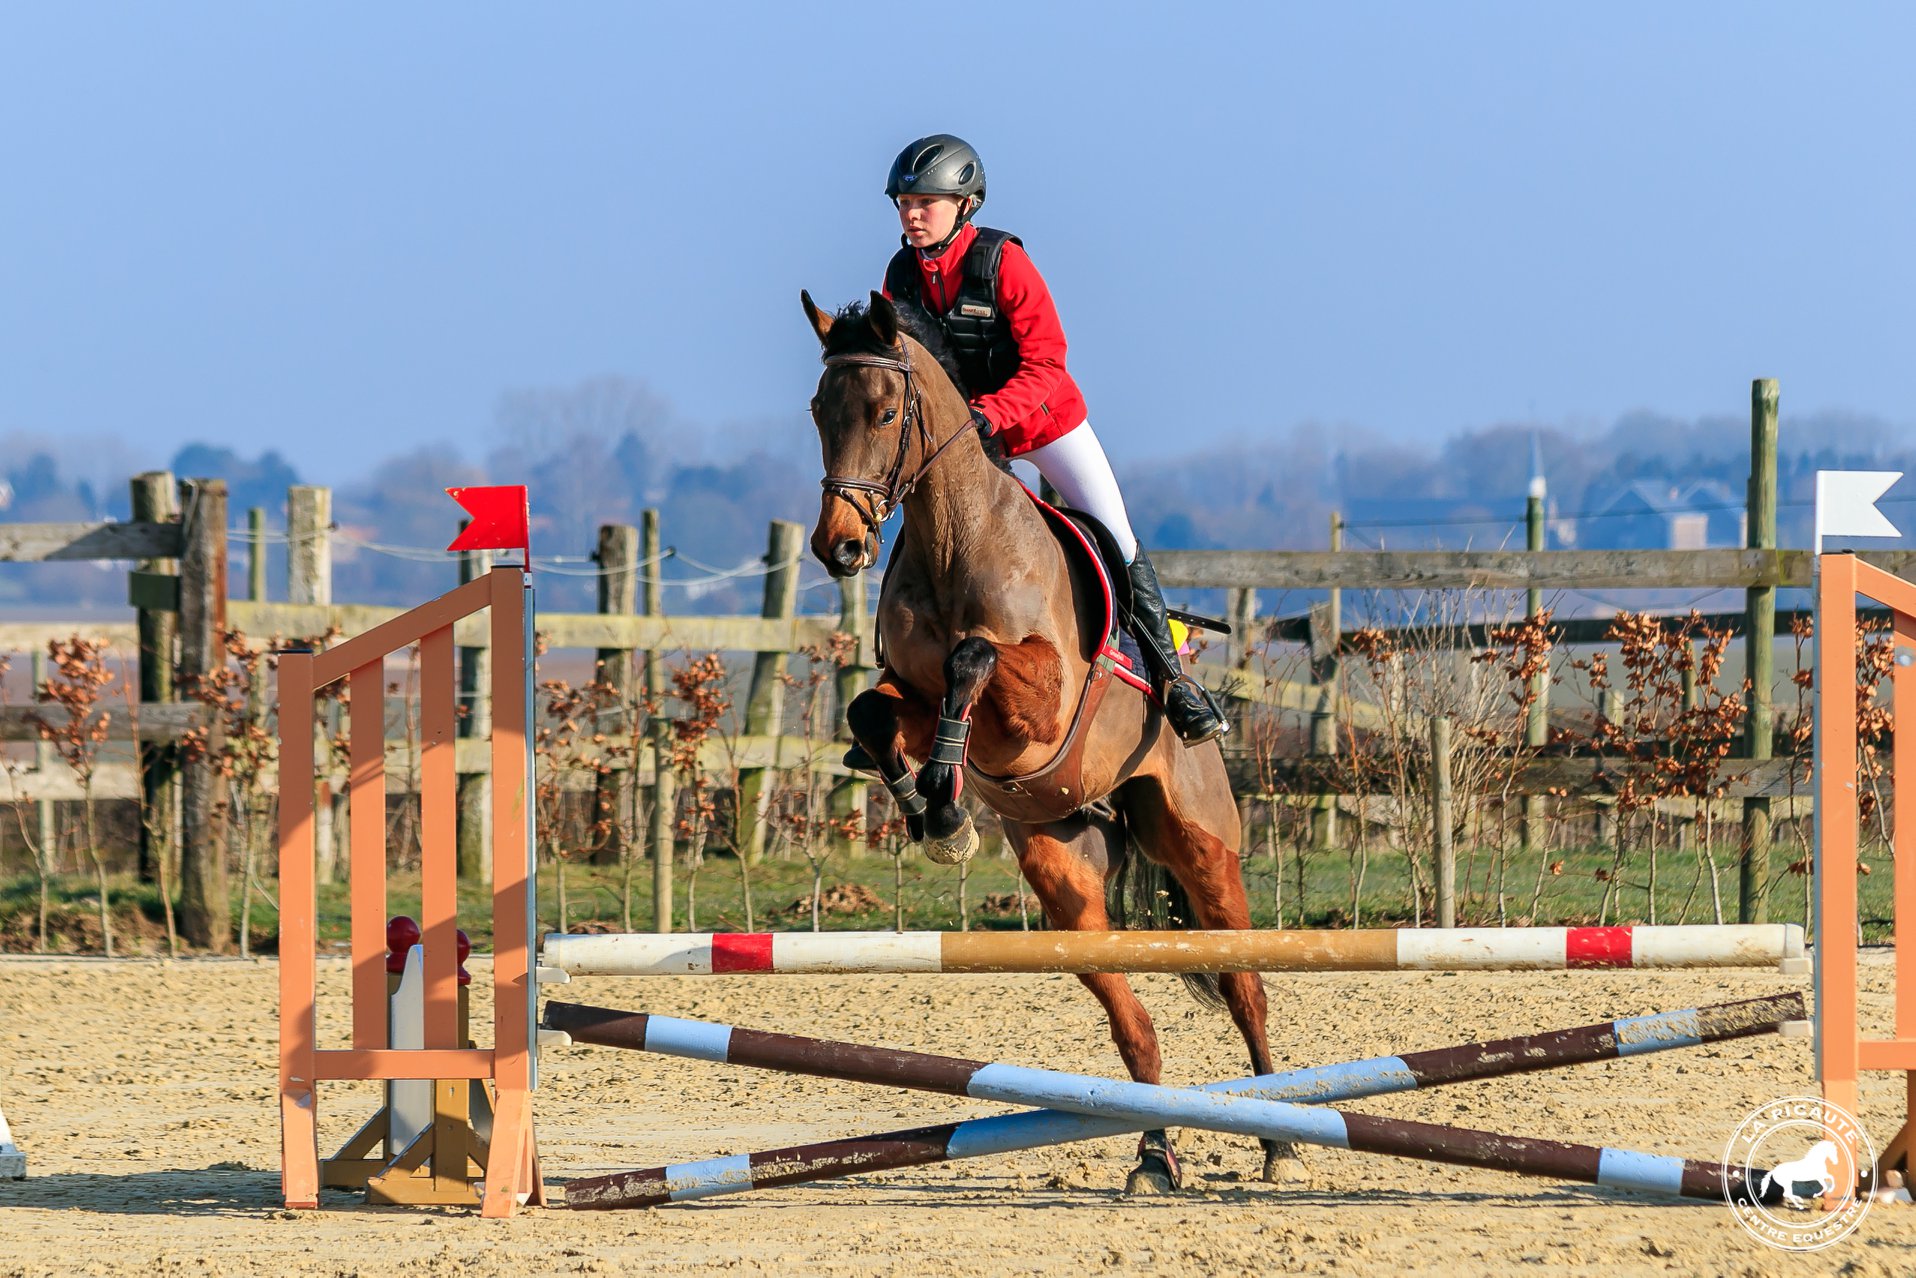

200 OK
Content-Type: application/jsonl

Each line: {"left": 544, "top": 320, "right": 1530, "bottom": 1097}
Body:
{"left": 800, "top": 289, "right": 1300, "bottom": 1192}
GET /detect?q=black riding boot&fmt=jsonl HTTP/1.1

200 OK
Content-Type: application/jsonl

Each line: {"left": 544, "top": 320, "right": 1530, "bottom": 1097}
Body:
{"left": 1125, "top": 550, "right": 1230, "bottom": 746}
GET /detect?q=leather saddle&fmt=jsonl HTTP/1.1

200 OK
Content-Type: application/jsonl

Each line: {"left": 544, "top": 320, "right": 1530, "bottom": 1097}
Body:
{"left": 850, "top": 485, "right": 1199, "bottom": 824}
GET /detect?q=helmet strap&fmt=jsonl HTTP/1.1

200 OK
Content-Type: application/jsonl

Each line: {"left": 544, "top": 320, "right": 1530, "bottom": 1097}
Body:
{"left": 916, "top": 198, "right": 977, "bottom": 258}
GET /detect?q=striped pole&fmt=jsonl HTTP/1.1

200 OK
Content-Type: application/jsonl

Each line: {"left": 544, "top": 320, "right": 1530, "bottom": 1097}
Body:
{"left": 542, "top": 924, "right": 1809, "bottom": 977}
{"left": 559, "top": 993, "right": 1803, "bottom": 1208}
{"left": 545, "top": 998, "right": 1802, "bottom": 1208}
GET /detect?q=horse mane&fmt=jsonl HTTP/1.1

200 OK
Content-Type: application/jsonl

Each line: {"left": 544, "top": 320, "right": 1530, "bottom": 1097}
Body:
{"left": 824, "top": 299, "right": 1012, "bottom": 472}
{"left": 827, "top": 299, "right": 969, "bottom": 396}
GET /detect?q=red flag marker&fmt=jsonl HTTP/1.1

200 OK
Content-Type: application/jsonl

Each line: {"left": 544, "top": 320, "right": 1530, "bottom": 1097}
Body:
{"left": 446, "top": 485, "right": 530, "bottom": 559}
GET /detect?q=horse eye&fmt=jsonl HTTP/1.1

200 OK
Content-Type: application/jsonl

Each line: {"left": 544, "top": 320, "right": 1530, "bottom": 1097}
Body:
{"left": 880, "top": 409, "right": 897, "bottom": 425}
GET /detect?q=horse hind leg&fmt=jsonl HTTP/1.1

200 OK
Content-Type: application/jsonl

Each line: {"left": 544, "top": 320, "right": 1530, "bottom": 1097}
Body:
{"left": 1006, "top": 817, "right": 1181, "bottom": 1195}
{"left": 917, "top": 637, "right": 996, "bottom": 865}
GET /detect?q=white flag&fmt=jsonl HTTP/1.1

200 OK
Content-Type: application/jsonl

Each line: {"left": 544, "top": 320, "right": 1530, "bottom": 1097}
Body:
{"left": 1815, "top": 470, "right": 1902, "bottom": 553}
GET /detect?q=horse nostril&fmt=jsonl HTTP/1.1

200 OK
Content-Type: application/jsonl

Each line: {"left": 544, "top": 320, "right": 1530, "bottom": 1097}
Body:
{"left": 832, "top": 539, "right": 864, "bottom": 570}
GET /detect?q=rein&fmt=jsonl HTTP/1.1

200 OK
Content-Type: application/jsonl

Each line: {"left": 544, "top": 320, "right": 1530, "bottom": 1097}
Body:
{"left": 817, "top": 346, "right": 976, "bottom": 559}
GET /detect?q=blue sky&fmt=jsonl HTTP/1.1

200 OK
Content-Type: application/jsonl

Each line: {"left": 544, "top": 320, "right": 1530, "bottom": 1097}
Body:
{"left": 2, "top": 3, "right": 1911, "bottom": 487}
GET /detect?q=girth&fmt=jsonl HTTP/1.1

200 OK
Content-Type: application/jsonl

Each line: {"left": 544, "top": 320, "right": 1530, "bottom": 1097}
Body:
{"left": 961, "top": 650, "right": 1120, "bottom": 826}
{"left": 958, "top": 491, "right": 1139, "bottom": 826}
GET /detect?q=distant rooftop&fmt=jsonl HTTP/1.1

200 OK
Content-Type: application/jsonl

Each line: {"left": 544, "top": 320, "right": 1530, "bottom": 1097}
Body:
{"left": 1581, "top": 479, "right": 1745, "bottom": 550}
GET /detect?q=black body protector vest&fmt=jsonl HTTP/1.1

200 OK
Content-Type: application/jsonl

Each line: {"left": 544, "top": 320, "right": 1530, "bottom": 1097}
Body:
{"left": 883, "top": 227, "right": 1023, "bottom": 398}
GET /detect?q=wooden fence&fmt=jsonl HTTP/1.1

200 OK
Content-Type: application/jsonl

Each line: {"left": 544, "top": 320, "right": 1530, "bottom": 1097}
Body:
{"left": 0, "top": 381, "right": 1869, "bottom": 937}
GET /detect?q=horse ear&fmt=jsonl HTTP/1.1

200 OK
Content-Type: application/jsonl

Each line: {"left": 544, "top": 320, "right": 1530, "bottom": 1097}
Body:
{"left": 868, "top": 290, "right": 900, "bottom": 347}
{"left": 800, "top": 290, "right": 833, "bottom": 345}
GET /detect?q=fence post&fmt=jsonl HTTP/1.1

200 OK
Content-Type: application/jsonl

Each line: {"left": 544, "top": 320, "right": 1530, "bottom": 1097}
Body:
{"left": 1522, "top": 484, "right": 1548, "bottom": 855}
{"left": 737, "top": 520, "right": 803, "bottom": 862}
{"left": 457, "top": 539, "right": 495, "bottom": 884}
{"left": 1308, "top": 513, "right": 1342, "bottom": 850}
{"left": 177, "top": 477, "right": 230, "bottom": 952}
{"left": 247, "top": 507, "right": 268, "bottom": 602}
{"left": 592, "top": 524, "right": 639, "bottom": 866}
{"left": 130, "top": 470, "right": 178, "bottom": 885}
{"left": 1225, "top": 588, "right": 1257, "bottom": 669}
{"left": 244, "top": 507, "right": 269, "bottom": 730}
{"left": 1431, "top": 715, "right": 1455, "bottom": 928}
{"left": 1224, "top": 586, "right": 1258, "bottom": 739}
{"left": 1675, "top": 649, "right": 1700, "bottom": 854}
{"left": 240, "top": 506, "right": 271, "bottom": 909}
{"left": 1595, "top": 688, "right": 1622, "bottom": 850}
{"left": 829, "top": 572, "right": 871, "bottom": 857}
{"left": 1742, "top": 378, "right": 1778, "bottom": 923}
{"left": 288, "top": 485, "right": 341, "bottom": 884}
{"left": 31, "top": 650, "right": 55, "bottom": 867}
{"left": 287, "top": 486, "right": 332, "bottom": 604}
{"left": 641, "top": 510, "right": 676, "bottom": 932}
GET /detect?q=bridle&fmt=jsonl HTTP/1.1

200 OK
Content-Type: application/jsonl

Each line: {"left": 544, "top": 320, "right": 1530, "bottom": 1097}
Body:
{"left": 816, "top": 343, "right": 975, "bottom": 562}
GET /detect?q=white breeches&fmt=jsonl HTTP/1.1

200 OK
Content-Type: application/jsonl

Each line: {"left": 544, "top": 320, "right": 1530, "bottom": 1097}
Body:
{"left": 1021, "top": 420, "right": 1139, "bottom": 562}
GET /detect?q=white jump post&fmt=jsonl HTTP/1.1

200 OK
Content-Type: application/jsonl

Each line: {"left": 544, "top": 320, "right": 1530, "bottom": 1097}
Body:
{"left": 0, "top": 1099, "right": 24, "bottom": 1179}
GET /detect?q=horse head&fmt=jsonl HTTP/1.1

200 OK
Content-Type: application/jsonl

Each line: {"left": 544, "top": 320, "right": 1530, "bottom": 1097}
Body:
{"left": 801, "top": 289, "right": 965, "bottom": 578}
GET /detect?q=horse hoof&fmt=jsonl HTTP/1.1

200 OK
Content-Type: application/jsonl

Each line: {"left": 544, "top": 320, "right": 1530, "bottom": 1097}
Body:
{"left": 923, "top": 822, "right": 978, "bottom": 865}
{"left": 923, "top": 825, "right": 976, "bottom": 865}
{"left": 1261, "top": 1151, "right": 1309, "bottom": 1185}
{"left": 1125, "top": 1155, "right": 1180, "bottom": 1196}
{"left": 1127, "top": 1133, "right": 1182, "bottom": 1194}
{"left": 1261, "top": 1139, "right": 1307, "bottom": 1184}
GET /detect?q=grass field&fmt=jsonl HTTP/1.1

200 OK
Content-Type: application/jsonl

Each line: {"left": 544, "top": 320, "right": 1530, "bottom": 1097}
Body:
{"left": 0, "top": 833, "right": 1877, "bottom": 955}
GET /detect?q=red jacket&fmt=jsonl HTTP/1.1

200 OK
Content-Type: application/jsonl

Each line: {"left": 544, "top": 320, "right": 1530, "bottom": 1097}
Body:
{"left": 882, "top": 223, "right": 1088, "bottom": 455}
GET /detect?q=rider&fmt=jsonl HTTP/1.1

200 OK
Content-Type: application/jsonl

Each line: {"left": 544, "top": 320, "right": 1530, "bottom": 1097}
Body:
{"left": 880, "top": 133, "right": 1229, "bottom": 745}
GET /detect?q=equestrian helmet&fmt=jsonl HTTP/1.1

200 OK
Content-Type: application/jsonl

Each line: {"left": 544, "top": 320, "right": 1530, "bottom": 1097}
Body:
{"left": 885, "top": 134, "right": 986, "bottom": 209}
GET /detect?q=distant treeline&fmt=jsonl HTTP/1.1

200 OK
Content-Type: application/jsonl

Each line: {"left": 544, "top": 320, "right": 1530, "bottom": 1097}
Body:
{"left": 4, "top": 373, "right": 1911, "bottom": 616}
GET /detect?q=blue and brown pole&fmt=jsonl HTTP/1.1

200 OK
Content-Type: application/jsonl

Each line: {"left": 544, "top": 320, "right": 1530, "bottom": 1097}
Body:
{"left": 546, "top": 993, "right": 1804, "bottom": 1209}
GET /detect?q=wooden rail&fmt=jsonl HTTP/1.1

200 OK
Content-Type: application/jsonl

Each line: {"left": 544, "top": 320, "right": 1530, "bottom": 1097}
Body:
{"left": 0, "top": 733, "right": 858, "bottom": 802}
{"left": 1154, "top": 547, "right": 1916, "bottom": 591}
{"left": 0, "top": 622, "right": 138, "bottom": 652}
{"left": 0, "top": 520, "right": 184, "bottom": 563}
{"left": 0, "top": 703, "right": 204, "bottom": 742}
{"left": 0, "top": 609, "right": 846, "bottom": 661}
{"left": 8, "top": 555, "right": 1906, "bottom": 664}
{"left": 222, "top": 602, "right": 846, "bottom": 655}
{"left": 3, "top": 758, "right": 1808, "bottom": 808}
{"left": 1223, "top": 754, "right": 1809, "bottom": 801}
{"left": 1192, "top": 666, "right": 1395, "bottom": 732}
{"left": 1264, "top": 605, "right": 1869, "bottom": 650}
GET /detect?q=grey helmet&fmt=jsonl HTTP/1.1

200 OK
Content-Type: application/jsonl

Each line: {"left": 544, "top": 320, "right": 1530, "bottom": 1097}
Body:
{"left": 885, "top": 134, "right": 986, "bottom": 210}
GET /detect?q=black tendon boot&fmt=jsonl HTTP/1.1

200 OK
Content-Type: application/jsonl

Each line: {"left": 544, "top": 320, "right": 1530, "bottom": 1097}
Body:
{"left": 1125, "top": 550, "right": 1230, "bottom": 746}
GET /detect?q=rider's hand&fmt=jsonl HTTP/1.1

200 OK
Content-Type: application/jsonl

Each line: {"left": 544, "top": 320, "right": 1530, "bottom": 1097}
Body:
{"left": 970, "top": 405, "right": 995, "bottom": 435}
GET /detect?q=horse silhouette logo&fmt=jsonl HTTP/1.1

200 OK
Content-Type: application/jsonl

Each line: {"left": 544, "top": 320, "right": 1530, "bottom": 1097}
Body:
{"left": 1757, "top": 1139, "right": 1842, "bottom": 1209}
{"left": 1724, "top": 1097, "right": 1875, "bottom": 1252}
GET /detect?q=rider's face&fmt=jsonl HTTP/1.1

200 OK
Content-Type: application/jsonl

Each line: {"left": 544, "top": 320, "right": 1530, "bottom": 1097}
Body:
{"left": 896, "top": 194, "right": 964, "bottom": 248}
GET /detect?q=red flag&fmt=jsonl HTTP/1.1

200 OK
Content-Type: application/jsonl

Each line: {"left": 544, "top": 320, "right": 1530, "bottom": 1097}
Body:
{"left": 446, "top": 485, "right": 530, "bottom": 557}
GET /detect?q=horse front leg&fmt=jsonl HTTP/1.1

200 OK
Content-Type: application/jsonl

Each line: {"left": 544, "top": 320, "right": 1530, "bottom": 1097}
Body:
{"left": 845, "top": 678, "right": 934, "bottom": 843}
{"left": 915, "top": 637, "right": 997, "bottom": 865}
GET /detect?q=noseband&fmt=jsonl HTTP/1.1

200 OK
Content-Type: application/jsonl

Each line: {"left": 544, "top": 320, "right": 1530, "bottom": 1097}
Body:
{"left": 817, "top": 345, "right": 975, "bottom": 560}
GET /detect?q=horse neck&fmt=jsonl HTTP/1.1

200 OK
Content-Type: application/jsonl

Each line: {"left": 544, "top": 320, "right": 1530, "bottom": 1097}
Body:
{"left": 898, "top": 396, "right": 1048, "bottom": 592}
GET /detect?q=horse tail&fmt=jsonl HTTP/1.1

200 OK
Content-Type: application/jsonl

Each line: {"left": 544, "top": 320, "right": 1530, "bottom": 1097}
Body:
{"left": 1105, "top": 810, "right": 1228, "bottom": 1012}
